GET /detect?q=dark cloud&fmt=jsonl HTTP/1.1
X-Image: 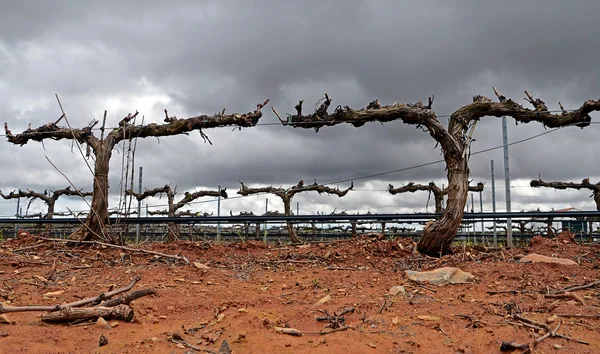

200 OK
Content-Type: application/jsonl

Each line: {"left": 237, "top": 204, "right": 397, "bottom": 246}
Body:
{"left": 1, "top": 0, "right": 600, "bottom": 218}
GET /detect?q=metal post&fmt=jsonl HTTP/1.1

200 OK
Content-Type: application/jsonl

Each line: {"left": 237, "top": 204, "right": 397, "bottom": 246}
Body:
{"left": 491, "top": 160, "right": 497, "bottom": 247}
{"left": 14, "top": 198, "right": 20, "bottom": 238}
{"left": 471, "top": 193, "right": 475, "bottom": 244}
{"left": 217, "top": 185, "right": 221, "bottom": 242}
{"left": 502, "top": 116, "right": 513, "bottom": 247}
{"left": 264, "top": 198, "right": 268, "bottom": 243}
{"left": 136, "top": 166, "right": 143, "bottom": 244}
{"left": 479, "top": 190, "right": 484, "bottom": 244}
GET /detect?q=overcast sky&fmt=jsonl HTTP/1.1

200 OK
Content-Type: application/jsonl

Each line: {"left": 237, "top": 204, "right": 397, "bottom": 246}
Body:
{"left": 1, "top": 0, "right": 599, "bottom": 221}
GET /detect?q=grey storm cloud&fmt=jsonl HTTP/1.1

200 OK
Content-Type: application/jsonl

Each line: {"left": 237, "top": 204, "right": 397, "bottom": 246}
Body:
{"left": 1, "top": 0, "right": 600, "bottom": 217}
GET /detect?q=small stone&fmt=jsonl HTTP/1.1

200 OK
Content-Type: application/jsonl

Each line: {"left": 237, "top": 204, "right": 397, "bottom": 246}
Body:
{"left": 547, "top": 314, "right": 557, "bottom": 323}
{"left": 150, "top": 337, "right": 158, "bottom": 343}
{"left": 367, "top": 343, "right": 377, "bottom": 348}
{"left": 388, "top": 286, "right": 406, "bottom": 297}
{"left": 110, "top": 322, "right": 119, "bottom": 328}
{"left": 95, "top": 317, "right": 111, "bottom": 329}
{"left": 285, "top": 343, "right": 291, "bottom": 347}
{"left": 554, "top": 344, "right": 563, "bottom": 349}
{"left": 167, "top": 306, "right": 175, "bottom": 312}
{"left": 238, "top": 308, "right": 247, "bottom": 313}
{"left": 99, "top": 334, "right": 108, "bottom": 347}
{"left": 159, "top": 316, "right": 167, "bottom": 320}
{"left": 176, "top": 343, "right": 185, "bottom": 349}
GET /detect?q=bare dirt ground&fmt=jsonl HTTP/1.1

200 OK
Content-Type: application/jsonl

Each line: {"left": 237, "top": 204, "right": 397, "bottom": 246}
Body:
{"left": 1, "top": 231, "right": 599, "bottom": 354}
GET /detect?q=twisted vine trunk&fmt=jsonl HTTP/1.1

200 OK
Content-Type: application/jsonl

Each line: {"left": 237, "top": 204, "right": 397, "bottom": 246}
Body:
{"left": 283, "top": 198, "right": 301, "bottom": 244}
{"left": 417, "top": 153, "right": 469, "bottom": 256}
{"left": 71, "top": 145, "right": 112, "bottom": 242}
{"left": 167, "top": 207, "right": 179, "bottom": 243}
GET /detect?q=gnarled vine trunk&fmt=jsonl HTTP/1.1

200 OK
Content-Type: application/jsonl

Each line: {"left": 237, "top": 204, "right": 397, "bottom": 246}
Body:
{"left": 417, "top": 153, "right": 469, "bottom": 256}
{"left": 283, "top": 197, "right": 301, "bottom": 244}
{"left": 73, "top": 145, "right": 113, "bottom": 242}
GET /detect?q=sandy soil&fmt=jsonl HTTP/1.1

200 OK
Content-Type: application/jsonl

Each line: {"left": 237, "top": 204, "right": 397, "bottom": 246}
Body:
{"left": 1, "top": 232, "right": 599, "bottom": 354}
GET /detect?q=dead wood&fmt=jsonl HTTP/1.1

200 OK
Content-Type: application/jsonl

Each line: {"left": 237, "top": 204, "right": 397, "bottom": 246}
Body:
{"left": 544, "top": 292, "right": 586, "bottom": 305}
{"left": 238, "top": 179, "right": 353, "bottom": 243}
{"left": 37, "top": 237, "right": 190, "bottom": 264}
{"left": 126, "top": 185, "right": 227, "bottom": 242}
{"left": 278, "top": 90, "right": 600, "bottom": 256}
{"left": 97, "top": 289, "right": 156, "bottom": 307}
{"left": 554, "top": 313, "right": 600, "bottom": 319}
{"left": 169, "top": 337, "right": 217, "bottom": 353}
{"left": 4, "top": 99, "right": 268, "bottom": 243}
{"left": 41, "top": 304, "right": 134, "bottom": 323}
{"left": 556, "top": 279, "right": 600, "bottom": 293}
{"left": 0, "top": 277, "right": 140, "bottom": 314}
{"left": 512, "top": 314, "right": 570, "bottom": 344}
{"left": 274, "top": 326, "right": 303, "bottom": 336}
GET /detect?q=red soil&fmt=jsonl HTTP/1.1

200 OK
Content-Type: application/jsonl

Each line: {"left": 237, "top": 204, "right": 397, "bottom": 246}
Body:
{"left": 1, "top": 231, "right": 599, "bottom": 353}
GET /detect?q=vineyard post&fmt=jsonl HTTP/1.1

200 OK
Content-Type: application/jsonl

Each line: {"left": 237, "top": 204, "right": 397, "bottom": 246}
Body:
{"left": 491, "top": 160, "right": 498, "bottom": 247}
{"left": 217, "top": 185, "right": 221, "bottom": 242}
{"left": 14, "top": 197, "right": 20, "bottom": 239}
{"left": 136, "top": 166, "right": 143, "bottom": 244}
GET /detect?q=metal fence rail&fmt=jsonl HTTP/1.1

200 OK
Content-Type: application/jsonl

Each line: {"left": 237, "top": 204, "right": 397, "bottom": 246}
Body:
{"left": 1, "top": 211, "right": 599, "bottom": 224}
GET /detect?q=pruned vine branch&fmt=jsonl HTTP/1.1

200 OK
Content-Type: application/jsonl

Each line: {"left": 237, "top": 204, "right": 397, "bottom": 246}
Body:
{"left": 126, "top": 184, "right": 227, "bottom": 242}
{"left": 531, "top": 177, "right": 600, "bottom": 211}
{"left": 388, "top": 181, "right": 484, "bottom": 213}
{"left": 0, "top": 187, "right": 92, "bottom": 219}
{"left": 238, "top": 179, "right": 353, "bottom": 243}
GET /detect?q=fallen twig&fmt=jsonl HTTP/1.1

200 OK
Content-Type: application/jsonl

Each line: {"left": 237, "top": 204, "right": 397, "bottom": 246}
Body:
{"left": 410, "top": 280, "right": 437, "bottom": 293}
{"left": 11, "top": 244, "right": 45, "bottom": 253}
{"left": 169, "top": 338, "right": 216, "bottom": 353}
{"left": 544, "top": 292, "right": 586, "bottom": 305}
{"left": 0, "top": 277, "right": 140, "bottom": 314}
{"left": 36, "top": 237, "right": 190, "bottom": 264}
{"left": 556, "top": 279, "right": 600, "bottom": 293}
{"left": 96, "top": 288, "right": 156, "bottom": 307}
{"left": 327, "top": 266, "right": 359, "bottom": 271}
{"left": 274, "top": 326, "right": 303, "bottom": 336}
{"left": 554, "top": 313, "right": 600, "bottom": 319}
{"left": 512, "top": 314, "right": 570, "bottom": 345}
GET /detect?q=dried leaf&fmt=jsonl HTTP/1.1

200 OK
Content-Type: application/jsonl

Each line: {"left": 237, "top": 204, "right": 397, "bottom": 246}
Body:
{"left": 314, "top": 295, "right": 331, "bottom": 306}
{"left": 34, "top": 275, "right": 48, "bottom": 282}
{"left": 194, "top": 262, "right": 210, "bottom": 270}
{"left": 418, "top": 315, "right": 440, "bottom": 321}
{"left": 43, "top": 290, "right": 64, "bottom": 297}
